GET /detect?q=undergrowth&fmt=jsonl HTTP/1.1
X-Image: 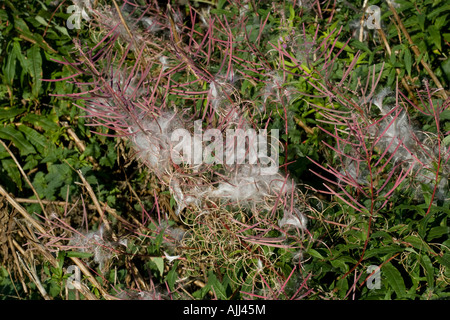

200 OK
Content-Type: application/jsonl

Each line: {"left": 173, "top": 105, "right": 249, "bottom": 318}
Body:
{"left": 0, "top": 0, "right": 449, "bottom": 300}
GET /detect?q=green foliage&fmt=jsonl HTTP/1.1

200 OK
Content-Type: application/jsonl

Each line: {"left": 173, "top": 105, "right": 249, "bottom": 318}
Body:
{"left": 0, "top": 0, "right": 448, "bottom": 301}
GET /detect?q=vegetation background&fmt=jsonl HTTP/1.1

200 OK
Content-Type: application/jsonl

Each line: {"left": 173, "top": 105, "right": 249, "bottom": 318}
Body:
{"left": 0, "top": 0, "right": 449, "bottom": 300}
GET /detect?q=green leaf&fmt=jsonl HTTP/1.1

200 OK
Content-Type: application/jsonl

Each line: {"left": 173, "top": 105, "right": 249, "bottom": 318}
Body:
{"left": 330, "top": 258, "right": 348, "bottom": 273}
{"left": 13, "top": 16, "right": 56, "bottom": 53}
{"left": 3, "top": 43, "right": 17, "bottom": 87}
{"left": 26, "top": 45, "right": 43, "bottom": 98}
{"left": 419, "top": 254, "right": 434, "bottom": 289}
{"left": 383, "top": 262, "right": 407, "bottom": 298}
{"left": 0, "top": 107, "right": 25, "bottom": 122}
{"left": 427, "top": 226, "right": 450, "bottom": 241}
{"left": 306, "top": 248, "right": 325, "bottom": 259}
{"left": 1, "top": 159, "right": 22, "bottom": 190}
{"left": 428, "top": 25, "right": 442, "bottom": 51}
{"left": 442, "top": 135, "right": 450, "bottom": 146}
{"left": 440, "top": 110, "right": 450, "bottom": 120}
{"left": 350, "top": 40, "right": 371, "bottom": 53}
{"left": 150, "top": 257, "right": 164, "bottom": 277}
{"left": 49, "top": 282, "right": 60, "bottom": 298}
{"left": 404, "top": 47, "right": 412, "bottom": 76}
{"left": 21, "top": 113, "right": 59, "bottom": 132}
{"left": 165, "top": 262, "right": 179, "bottom": 291}
{"left": 200, "top": 271, "right": 227, "bottom": 299}
{"left": 34, "top": 15, "right": 48, "bottom": 26}
{"left": 0, "top": 125, "right": 36, "bottom": 155}
{"left": 12, "top": 41, "right": 27, "bottom": 72}
{"left": 404, "top": 235, "right": 434, "bottom": 254}
{"left": 427, "top": 4, "right": 450, "bottom": 20}
{"left": 17, "top": 125, "right": 48, "bottom": 153}
{"left": 436, "top": 253, "right": 450, "bottom": 269}
{"left": 387, "top": 67, "right": 396, "bottom": 87}
{"left": 66, "top": 251, "right": 94, "bottom": 259}
{"left": 364, "top": 246, "right": 403, "bottom": 259}
{"left": 434, "top": 14, "right": 448, "bottom": 30}
{"left": 417, "top": 13, "right": 426, "bottom": 32}
{"left": 211, "top": 279, "right": 227, "bottom": 300}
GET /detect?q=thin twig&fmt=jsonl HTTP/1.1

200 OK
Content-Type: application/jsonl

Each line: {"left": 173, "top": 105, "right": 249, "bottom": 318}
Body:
{"left": 294, "top": 116, "right": 315, "bottom": 135}
{"left": 8, "top": 237, "right": 28, "bottom": 294}
{"left": 0, "top": 139, "right": 49, "bottom": 219}
{"left": 111, "top": 0, "right": 138, "bottom": 51}
{"left": 16, "top": 251, "right": 52, "bottom": 300}
{"left": 376, "top": 28, "right": 419, "bottom": 105}
{"left": 386, "top": 0, "right": 448, "bottom": 99}
{"left": 0, "top": 185, "right": 46, "bottom": 235}
{"left": 60, "top": 122, "right": 98, "bottom": 168}
{"left": 74, "top": 169, "right": 113, "bottom": 236}
{"left": 69, "top": 256, "right": 118, "bottom": 299}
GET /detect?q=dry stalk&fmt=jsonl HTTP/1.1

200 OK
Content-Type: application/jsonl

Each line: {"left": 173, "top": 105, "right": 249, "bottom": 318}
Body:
{"left": 376, "top": 28, "right": 418, "bottom": 105}
{"left": 75, "top": 169, "right": 113, "bottom": 237}
{"left": 386, "top": 0, "right": 448, "bottom": 99}
{"left": 0, "top": 139, "right": 48, "bottom": 219}
{"left": 7, "top": 237, "right": 28, "bottom": 294}
{"left": 16, "top": 251, "right": 52, "bottom": 300}
{"left": 0, "top": 185, "right": 46, "bottom": 235}
{"left": 0, "top": 184, "right": 113, "bottom": 299}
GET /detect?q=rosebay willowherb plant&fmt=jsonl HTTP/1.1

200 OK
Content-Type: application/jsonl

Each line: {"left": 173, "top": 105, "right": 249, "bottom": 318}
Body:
{"left": 304, "top": 64, "right": 449, "bottom": 285}
{"left": 49, "top": 0, "right": 319, "bottom": 299}
{"left": 43, "top": 0, "right": 449, "bottom": 300}
{"left": 246, "top": 0, "right": 449, "bottom": 298}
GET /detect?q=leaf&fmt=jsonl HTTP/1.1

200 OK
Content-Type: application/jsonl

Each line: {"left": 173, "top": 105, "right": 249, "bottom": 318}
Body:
{"left": 417, "top": 13, "right": 426, "bottom": 32}
{"left": 404, "top": 47, "right": 412, "bottom": 76}
{"left": 436, "top": 253, "right": 450, "bottom": 269}
{"left": 443, "top": 135, "right": 450, "bottom": 147}
{"left": 12, "top": 41, "right": 27, "bottom": 72}
{"left": 150, "top": 229, "right": 165, "bottom": 255}
{"left": 383, "top": 262, "right": 407, "bottom": 299}
{"left": 66, "top": 251, "right": 93, "bottom": 259}
{"left": 26, "top": 45, "right": 43, "bottom": 98}
{"left": 434, "top": 14, "right": 448, "bottom": 30}
{"left": 201, "top": 271, "right": 227, "bottom": 299}
{"left": 404, "top": 235, "right": 434, "bottom": 254}
{"left": 150, "top": 257, "right": 164, "bottom": 277}
{"left": 364, "top": 245, "right": 403, "bottom": 259}
{"left": 1, "top": 159, "right": 22, "bottom": 190}
{"left": 165, "top": 262, "right": 179, "bottom": 291}
{"left": 49, "top": 282, "right": 61, "bottom": 298}
{"left": 426, "top": 226, "right": 450, "bottom": 241}
{"left": 387, "top": 67, "right": 396, "bottom": 87}
{"left": 419, "top": 254, "right": 434, "bottom": 289}
{"left": 350, "top": 40, "right": 371, "bottom": 53}
{"left": 0, "top": 125, "right": 36, "bottom": 155}
{"left": 45, "top": 164, "right": 72, "bottom": 199}
{"left": 17, "top": 125, "right": 48, "bottom": 153}
{"left": 440, "top": 110, "right": 450, "bottom": 120}
{"left": 3, "top": 43, "right": 17, "bottom": 87}
{"left": 34, "top": 15, "right": 48, "bottom": 26}
{"left": 21, "top": 113, "right": 59, "bottom": 132}
{"left": 54, "top": 25, "right": 70, "bottom": 38}
{"left": 211, "top": 279, "right": 227, "bottom": 300}
{"left": 427, "top": 4, "right": 450, "bottom": 20}
{"left": 330, "top": 258, "right": 348, "bottom": 273}
{"left": 306, "top": 248, "right": 325, "bottom": 259}
{"left": 428, "top": 25, "right": 442, "bottom": 51}
{"left": 13, "top": 16, "right": 57, "bottom": 53}
{"left": 0, "top": 107, "right": 25, "bottom": 122}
